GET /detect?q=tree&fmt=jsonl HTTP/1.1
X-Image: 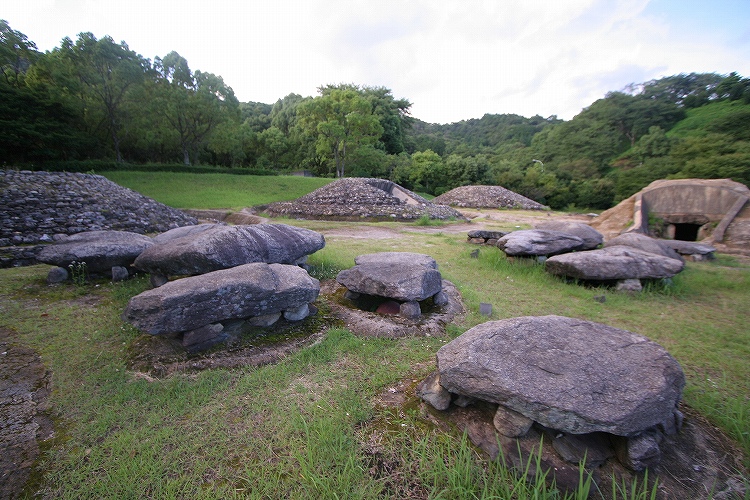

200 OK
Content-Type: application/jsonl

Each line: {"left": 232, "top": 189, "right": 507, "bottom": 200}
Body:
{"left": 0, "top": 19, "right": 39, "bottom": 87}
{"left": 296, "top": 88, "right": 383, "bottom": 177}
{"left": 153, "top": 51, "right": 239, "bottom": 165}
{"left": 56, "top": 33, "right": 148, "bottom": 163}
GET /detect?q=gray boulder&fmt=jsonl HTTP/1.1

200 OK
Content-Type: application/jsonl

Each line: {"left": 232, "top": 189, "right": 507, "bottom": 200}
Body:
{"left": 36, "top": 230, "right": 154, "bottom": 273}
{"left": 122, "top": 262, "right": 320, "bottom": 336}
{"left": 496, "top": 230, "right": 585, "bottom": 256}
{"left": 436, "top": 315, "right": 685, "bottom": 436}
{"left": 133, "top": 223, "right": 325, "bottom": 277}
{"left": 151, "top": 223, "right": 226, "bottom": 244}
{"left": 545, "top": 246, "right": 685, "bottom": 281}
{"left": 336, "top": 262, "right": 442, "bottom": 302}
{"left": 535, "top": 221, "right": 603, "bottom": 250}
{"left": 605, "top": 233, "right": 682, "bottom": 261}
{"left": 660, "top": 239, "right": 716, "bottom": 261}
{"left": 354, "top": 252, "right": 438, "bottom": 269}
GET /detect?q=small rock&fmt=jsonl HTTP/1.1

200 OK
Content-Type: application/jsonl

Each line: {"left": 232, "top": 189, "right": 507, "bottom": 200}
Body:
{"left": 46, "top": 266, "right": 68, "bottom": 284}
{"left": 111, "top": 266, "right": 129, "bottom": 282}
{"left": 245, "top": 312, "right": 281, "bottom": 327}
{"left": 416, "top": 371, "right": 452, "bottom": 411}
{"left": 616, "top": 278, "right": 643, "bottom": 292}
{"left": 493, "top": 405, "right": 533, "bottom": 437}
{"left": 283, "top": 303, "right": 310, "bottom": 322}
{"left": 399, "top": 301, "right": 421, "bottom": 320}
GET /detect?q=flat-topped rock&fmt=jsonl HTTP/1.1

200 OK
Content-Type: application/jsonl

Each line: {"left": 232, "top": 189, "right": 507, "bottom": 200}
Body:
{"left": 336, "top": 261, "right": 442, "bottom": 303}
{"left": 122, "top": 262, "right": 320, "bottom": 337}
{"left": 496, "top": 229, "right": 585, "bottom": 256}
{"left": 36, "top": 230, "right": 154, "bottom": 273}
{"left": 534, "top": 221, "right": 603, "bottom": 250}
{"left": 134, "top": 223, "right": 325, "bottom": 277}
{"left": 354, "top": 252, "right": 438, "bottom": 269}
{"left": 545, "top": 246, "right": 685, "bottom": 281}
{"left": 151, "top": 223, "right": 226, "bottom": 244}
{"left": 435, "top": 315, "right": 685, "bottom": 436}
{"left": 660, "top": 239, "right": 716, "bottom": 260}
{"left": 604, "top": 233, "right": 682, "bottom": 261}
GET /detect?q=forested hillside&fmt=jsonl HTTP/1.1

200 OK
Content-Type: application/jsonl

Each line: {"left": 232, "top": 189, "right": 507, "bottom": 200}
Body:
{"left": 1, "top": 20, "right": 749, "bottom": 209}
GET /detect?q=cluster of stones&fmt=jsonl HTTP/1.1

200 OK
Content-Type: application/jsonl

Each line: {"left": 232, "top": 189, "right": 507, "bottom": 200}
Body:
{"left": 36, "top": 222, "right": 326, "bottom": 352}
{"left": 466, "top": 229, "right": 508, "bottom": 245}
{"left": 418, "top": 315, "right": 686, "bottom": 471}
{"left": 335, "top": 252, "right": 450, "bottom": 320}
{"left": 0, "top": 170, "right": 197, "bottom": 267}
{"left": 262, "top": 178, "right": 466, "bottom": 222}
{"left": 433, "top": 185, "right": 549, "bottom": 210}
{"left": 489, "top": 220, "right": 716, "bottom": 292}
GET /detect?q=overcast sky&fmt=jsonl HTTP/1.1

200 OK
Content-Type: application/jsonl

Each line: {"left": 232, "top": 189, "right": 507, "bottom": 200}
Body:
{"left": 5, "top": 0, "right": 750, "bottom": 124}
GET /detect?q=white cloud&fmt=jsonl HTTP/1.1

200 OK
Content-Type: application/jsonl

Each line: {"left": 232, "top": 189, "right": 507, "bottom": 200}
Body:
{"left": 4, "top": 0, "right": 750, "bottom": 123}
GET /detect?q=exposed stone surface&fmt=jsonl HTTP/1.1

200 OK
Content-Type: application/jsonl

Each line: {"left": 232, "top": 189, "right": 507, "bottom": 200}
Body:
{"left": 262, "top": 178, "right": 466, "bottom": 221}
{"left": 151, "top": 223, "right": 226, "bottom": 244}
{"left": 336, "top": 261, "right": 442, "bottom": 303}
{"left": 605, "top": 232, "right": 683, "bottom": 261}
{"left": 493, "top": 405, "right": 534, "bottom": 437}
{"left": 433, "top": 185, "right": 549, "bottom": 210}
{"left": 660, "top": 239, "right": 716, "bottom": 261}
{"left": 467, "top": 229, "right": 508, "bottom": 245}
{"left": 134, "top": 223, "right": 325, "bottom": 278}
{"left": 36, "top": 230, "right": 154, "bottom": 273}
{"left": 534, "top": 221, "right": 604, "bottom": 250}
{"left": 435, "top": 315, "right": 685, "bottom": 436}
{"left": 0, "top": 170, "right": 197, "bottom": 266}
{"left": 545, "top": 246, "right": 685, "bottom": 281}
{"left": 416, "top": 371, "right": 452, "bottom": 411}
{"left": 354, "top": 252, "right": 438, "bottom": 269}
{"left": 496, "top": 229, "right": 585, "bottom": 256}
{"left": 122, "top": 262, "right": 320, "bottom": 336}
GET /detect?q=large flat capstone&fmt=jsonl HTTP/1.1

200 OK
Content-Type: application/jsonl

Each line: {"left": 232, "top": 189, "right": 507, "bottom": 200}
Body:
{"left": 544, "top": 246, "right": 685, "bottom": 281}
{"left": 496, "top": 230, "right": 585, "bottom": 256}
{"left": 436, "top": 315, "right": 685, "bottom": 436}
{"left": 36, "top": 230, "right": 154, "bottom": 273}
{"left": 122, "top": 262, "right": 320, "bottom": 336}
{"left": 336, "top": 252, "right": 442, "bottom": 302}
{"left": 133, "top": 223, "right": 325, "bottom": 277}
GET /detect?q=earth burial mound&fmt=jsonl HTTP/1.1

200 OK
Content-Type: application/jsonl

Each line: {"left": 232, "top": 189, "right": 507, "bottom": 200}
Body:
{"left": 0, "top": 169, "right": 197, "bottom": 267}
{"left": 433, "top": 184, "right": 549, "bottom": 210}
{"left": 260, "top": 177, "right": 466, "bottom": 221}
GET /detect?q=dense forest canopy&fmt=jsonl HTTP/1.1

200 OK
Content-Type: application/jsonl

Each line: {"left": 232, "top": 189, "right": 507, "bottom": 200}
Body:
{"left": 1, "top": 21, "right": 749, "bottom": 209}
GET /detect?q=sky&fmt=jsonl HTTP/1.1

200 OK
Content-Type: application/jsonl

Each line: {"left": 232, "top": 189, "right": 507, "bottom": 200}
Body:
{"left": 4, "top": 0, "right": 750, "bottom": 124}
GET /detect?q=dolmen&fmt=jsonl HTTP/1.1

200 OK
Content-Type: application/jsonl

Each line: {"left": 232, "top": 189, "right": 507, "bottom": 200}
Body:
{"left": 534, "top": 221, "right": 604, "bottom": 250}
{"left": 496, "top": 229, "right": 586, "bottom": 258}
{"left": 122, "top": 263, "right": 320, "bottom": 352}
{"left": 134, "top": 223, "right": 325, "bottom": 286}
{"left": 467, "top": 230, "right": 508, "bottom": 246}
{"left": 660, "top": 239, "right": 716, "bottom": 261}
{"left": 545, "top": 232, "right": 685, "bottom": 292}
{"left": 418, "top": 315, "right": 685, "bottom": 471}
{"left": 336, "top": 252, "right": 449, "bottom": 320}
{"left": 36, "top": 230, "right": 154, "bottom": 283}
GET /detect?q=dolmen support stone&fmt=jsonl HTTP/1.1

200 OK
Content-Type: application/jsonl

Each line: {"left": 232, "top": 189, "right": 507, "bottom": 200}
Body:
{"left": 421, "top": 315, "right": 685, "bottom": 470}
{"left": 134, "top": 223, "right": 325, "bottom": 280}
{"left": 534, "top": 221, "right": 603, "bottom": 250}
{"left": 36, "top": 230, "right": 154, "bottom": 282}
{"left": 336, "top": 252, "right": 446, "bottom": 319}
{"left": 496, "top": 229, "right": 585, "bottom": 257}
{"left": 122, "top": 262, "right": 320, "bottom": 351}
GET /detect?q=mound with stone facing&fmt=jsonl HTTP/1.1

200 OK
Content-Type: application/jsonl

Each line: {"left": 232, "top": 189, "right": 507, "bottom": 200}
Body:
{"left": 433, "top": 185, "right": 549, "bottom": 210}
{"left": 261, "top": 177, "right": 465, "bottom": 221}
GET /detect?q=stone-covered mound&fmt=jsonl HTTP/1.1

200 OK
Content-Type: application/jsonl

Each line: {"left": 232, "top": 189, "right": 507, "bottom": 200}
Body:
{"left": 1, "top": 169, "right": 197, "bottom": 267}
{"left": 433, "top": 185, "right": 548, "bottom": 210}
{"left": 261, "top": 178, "right": 465, "bottom": 221}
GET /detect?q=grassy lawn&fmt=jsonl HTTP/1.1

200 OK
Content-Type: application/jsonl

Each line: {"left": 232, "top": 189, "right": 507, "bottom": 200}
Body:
{"left": 2, "top": 173, "right": 748, "bottom": 498}
{"left": 100, "top": 171, "right": 333, "bottom": 210}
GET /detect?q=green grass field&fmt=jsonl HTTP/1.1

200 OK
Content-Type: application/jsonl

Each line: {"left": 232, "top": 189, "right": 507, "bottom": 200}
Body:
{"left": 2, "top": 172, "right": 748, "bottom": 498}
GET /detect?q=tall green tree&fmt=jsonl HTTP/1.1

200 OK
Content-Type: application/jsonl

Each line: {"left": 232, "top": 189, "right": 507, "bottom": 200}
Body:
{"left": 296, "top": 87, "right": 383, "bottom": 177}
{"left": 54, "top": 33, "right": 148, "bottom": 163}
{"left": 153, "top": 51, "right": 240, "bottom": 165}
